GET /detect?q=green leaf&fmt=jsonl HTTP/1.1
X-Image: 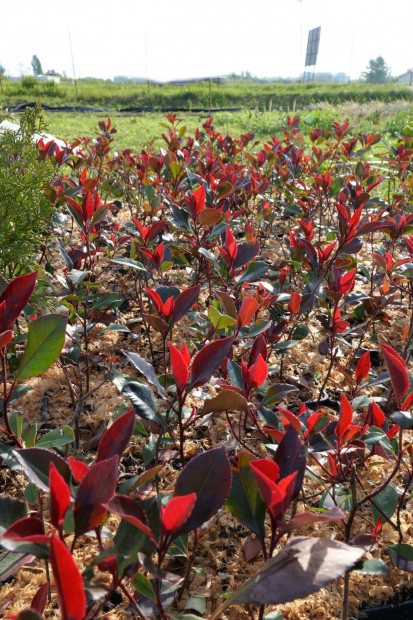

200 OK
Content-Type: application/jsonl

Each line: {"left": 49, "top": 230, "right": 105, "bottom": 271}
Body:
{"left": 122, "top": 381, "right": 167, "bottom": 428}
{"left": 97, "top": 324, "right": 131, "bottom": 334}
{"left": 0, "top": 550, "right": 34, "bottom": 583}
{"left": 185, "top": 596, "right": 207, "bottom": 615}
{"left": 14, "top": 447, "right": 71, "bottom": 492}
{"left": 370, "top": 483, "right": 398, "bottom": 524}
{"left": 118, "top": 464, "right": 162, "bottom": 495}
{"left": 0, "top": 385, "right": 31, "bottom": 412}
{"left": 226, "top": 452, "right": 266, "bottom": 542}
{"left": 17, "top": 314, "right": 67, "bottom": 379}
{"left": 8, "top": 411, "right": 23, "bottom": 439}
{"left": 91, "top": 292, "right": 124, "bottom": 311}
{"left": 208, "top": 305, "right": 237, "bottom": 329}
{"left": 388, "top": 543, "right": 413, "bottom": 572}
{"left": 239, "top": 319, "right": 272, "bottom": 339}
{"left": 22, "top": 422, "right": 37, "bottom": 448}
{"left": 0, "top": 496, "right": 27, "bottom": 533}
{"left": 272, "top": 340, "right": 300, "bottom": 351}
{"left": 132, "top": 572, "right": 155, "bottom": 599}
{"left": 262, "top": 384, "right": 299, "bottom": 407}
{"left": 36, "top": 426, "right": 75, "bottom": 449}
{"left": 171, "top": 204, "right": 191, "bottom": 231}
{"left": 363, "top": 426, "right": 394, "bottom": 454}
{"left": 391, "top": 410, "right": 413, "bottom": 429}
{"left": 111, "top": 258, "right": 146, "bottom": 271}
{"left": 235, "top": 261, "right": 269, "bottom": 284}
{"left": 352, "top": 558, "right": 389, "bottom": 575}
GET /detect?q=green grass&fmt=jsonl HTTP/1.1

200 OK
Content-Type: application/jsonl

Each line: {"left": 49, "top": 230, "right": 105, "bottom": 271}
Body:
{"left": 39, "top": 100, "right": 413, "bottom": 153}
{"left": 1, "top": 77, "right": 412, "bottom": 111}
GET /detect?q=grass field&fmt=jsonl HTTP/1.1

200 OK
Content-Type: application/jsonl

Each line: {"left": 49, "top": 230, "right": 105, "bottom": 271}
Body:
{"left": 3, "top": 77, "right": 413, "bottom": 152}
{"left": 1, "top": 76, "right": 413, "bottom": 111}
{"left": 37, "top": 100, "right": 413, "bottom": 152}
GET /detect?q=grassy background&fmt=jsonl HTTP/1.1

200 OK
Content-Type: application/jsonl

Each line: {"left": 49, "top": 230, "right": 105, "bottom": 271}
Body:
{"left": 2, "top": 77, "right": 413, "bottom": 152}
{"left": 38, "top": 100, "right": 413, "bottom": 152}
{"left": 1, "top": 77, "right": 413, "bottom": 110}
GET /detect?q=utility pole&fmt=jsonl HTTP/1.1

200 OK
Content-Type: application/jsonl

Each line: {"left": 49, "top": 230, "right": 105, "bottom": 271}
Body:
{"left": 68, "top": 31, "right": 78, "bottom": 94}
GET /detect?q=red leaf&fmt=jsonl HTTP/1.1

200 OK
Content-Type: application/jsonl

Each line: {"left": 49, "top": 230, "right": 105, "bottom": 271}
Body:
{"left": 169, "top": 342, "right": 189, "bottom": 392}
{"left": 339, "top": 268, "right": 356, "bottom": 295}
{"left": 189, "top": 336, "right": 234, "bottom": 389}
{"left": 49, "top": 462, "right": 71, "bottom": 530}
{"left": 287, "top": 291, "right": 301, "bottom": 315}
{"left": 278, "top": 471, "right": 298, "bottom": 514}
{"left": 67, "top": 457, "right": 89, "bottom": 483}
{"left": 249, "top": 459, "right": 284, "bottom": 520}
{"left": 161, "top": 493, "right": 197, "bottom": 534}
{"left": 0, "top": 329, "right": 13, "bottom": 348}
{"left": 0, "top": 271, "right": 37, "bottom": 331}
{"left": 171, "top": 284, "right": 201, "bottom": 324}
{"left": 49, "top": 535, "right": 86, "bottom": 620}
{"left": 73, "top": 456, "right": 118, "bottom": 538}
{"left": 250, "top": 458, "right": 280, "bottom": 483}
{"left": 368, "top": 402, "right": 385, "bottom": 428}
{"left": 146, "top": 288, "right": 164, "bottom": 315}
{"left": 193, "top": 185, "right": 206, "bottom": 214}
{"left": 162, "top": 295, "right": 174, "bottom": 318}
{"left": 248, "top": 335, "right": 267, "bottom": 366}
{"left": 83, "top": 191, "right": 95, "bottom": 221}
{"left": 355, "top": 351, "right": 370, "bottom": 383}
{"left": 249, "top": 354, "right": 268, "bottom": 389}
{"left": 277, "top": 407, "right": 302, "bottom": 434}
{"left": 96, "top": 409, "right": 135, "bottom": 462}
{"left": 181, "top": 342, "right": 191, "bottom": 366}
{"left": 237, "top": 297, "right": 260, "bottom": 328}
{"left": 66, "top": 196, "right": 85, "bottom": 226}
{"left": 337, "top": 394, "right": 353, "bottom": 444}
{"left": 31, "top": 582, "right": 48, "bottom": 615}
{"left": 2, "top": 517, "right": 49, "bottom": 544}
{"left": 380, "top": 343, "right": 410, "bottom": 405}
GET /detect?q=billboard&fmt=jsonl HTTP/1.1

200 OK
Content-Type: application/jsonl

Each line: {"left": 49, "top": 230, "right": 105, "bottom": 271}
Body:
{"left": 305, "top": 27, "right": 321, "bottom": 67}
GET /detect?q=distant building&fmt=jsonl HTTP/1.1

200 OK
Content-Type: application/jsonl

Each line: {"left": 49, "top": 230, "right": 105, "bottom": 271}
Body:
{"left": 397, "top": 70, "right": 413, "bottom": 85}
{"left": 37, "top": 74, "right": 60, "bottom": 84}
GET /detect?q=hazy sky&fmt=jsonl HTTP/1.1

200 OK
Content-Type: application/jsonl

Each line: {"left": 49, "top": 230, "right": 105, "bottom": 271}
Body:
{"left": 2, "top": 0, "right": 412, "bottom": 81}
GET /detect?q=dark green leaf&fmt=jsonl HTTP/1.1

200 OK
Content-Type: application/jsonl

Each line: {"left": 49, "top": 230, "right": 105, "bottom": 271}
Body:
{"left": 14, "top": 448, "right": 71, "bottom": 492}
{"left": 352, "top": 558, "right": 389, "bottom": 575}
{"left": 123, "top": 350, "right": 168, "bottom": 399}
{"left": 391, "top": 410, "right": 413, "bottom": 429}
{"left": 17, "top": 314, "right": 67, "bottom": 379}
{"left": 111, "top": 258, "right": 146, "bottom": 271}
{"left": 262, "top": 384, "right": 299, "bottom": 407}
{"left": 226, "top": 452, "right": 266, "bottom": 542}
{"left": 122, "top": 381, "right": 167, "bottom": 428}
{"left": 36, "top": 426, "right": 74, "bottom": 449}
{"left": 370, "top": 484, "right": 398, "bottom": 524}
{"left": 388, "top": 543, "right": 413, "bottom": 572}
{"left": 235, "top": 261, "right": 269, "bottom": 284}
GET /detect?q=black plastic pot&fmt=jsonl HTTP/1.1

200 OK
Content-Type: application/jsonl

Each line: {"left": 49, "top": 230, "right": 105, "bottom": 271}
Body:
{"left": 362, "top": 598, "right": 413, "bottom": 619}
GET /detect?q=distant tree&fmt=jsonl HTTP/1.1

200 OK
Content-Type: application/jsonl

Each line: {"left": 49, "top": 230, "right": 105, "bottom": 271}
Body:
{"left": 31, "top": 55, "right": 43, "bottom": 76}
{"left": 0, "top": 63, "right": 5, "bottom": 93}
{"left": 362, "top": 56, "right": 392, "bottom": 83}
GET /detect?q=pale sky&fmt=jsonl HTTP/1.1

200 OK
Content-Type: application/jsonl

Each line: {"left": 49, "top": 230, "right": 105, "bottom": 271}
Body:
{"left": 2, "top": 0, "right": 412, "bottom": 81}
